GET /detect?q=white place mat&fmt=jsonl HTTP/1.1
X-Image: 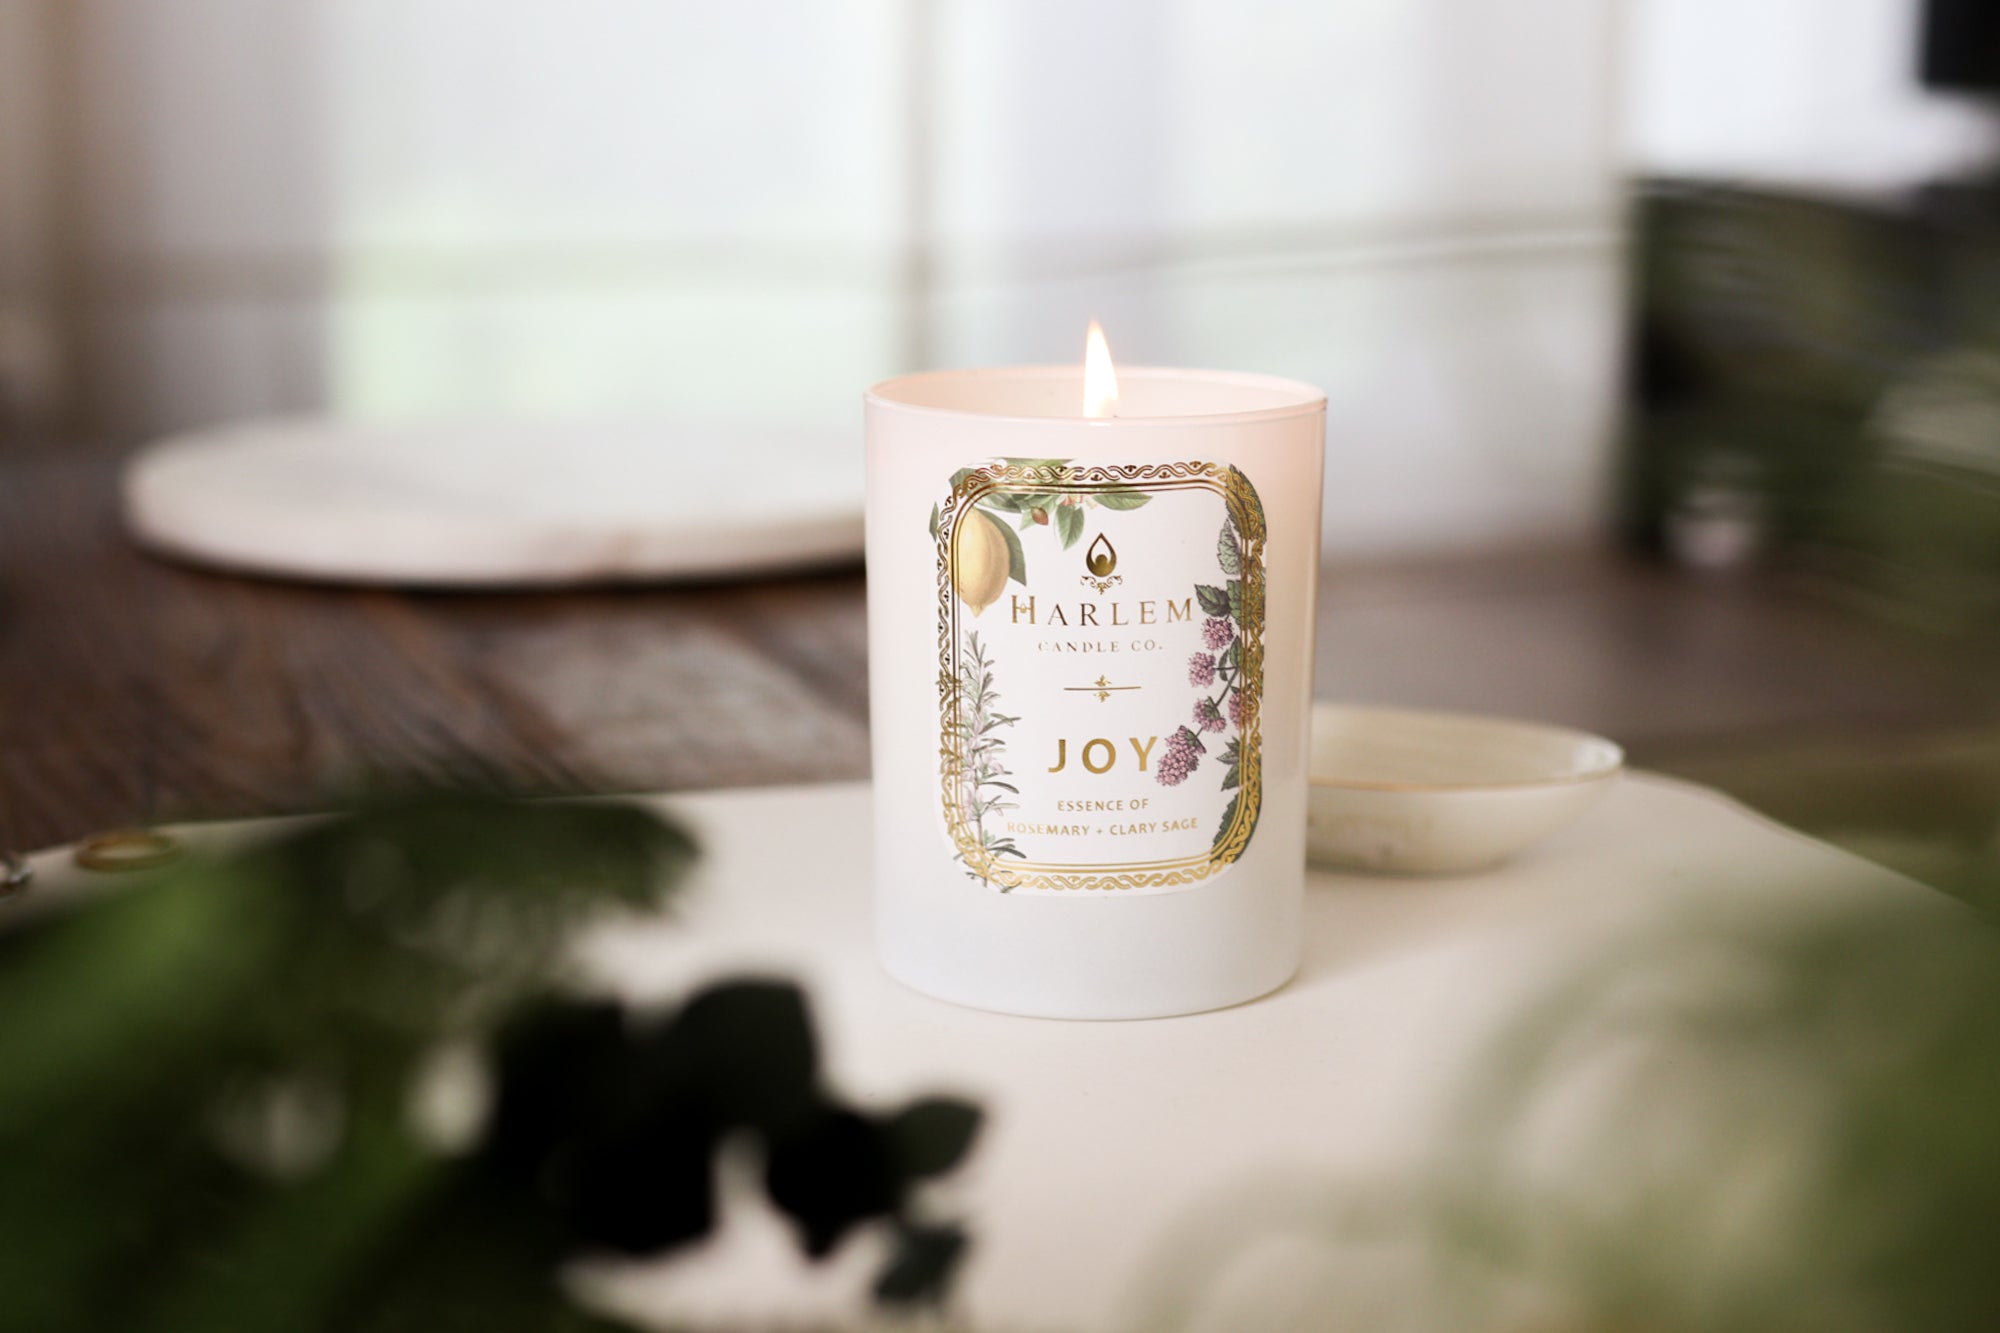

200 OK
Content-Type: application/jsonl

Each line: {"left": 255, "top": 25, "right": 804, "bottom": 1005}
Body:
{"left": 122, "top": 417, "right": 864, "bottom": 586}
{"left": 18, "top": 776, "right": 1923, "bottom": 1330}
{"left": 576, "top": 775, "right": 1918, "bottom": 1332}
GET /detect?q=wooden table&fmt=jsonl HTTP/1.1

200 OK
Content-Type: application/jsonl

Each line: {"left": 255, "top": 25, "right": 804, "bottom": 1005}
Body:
{"left": 5, "top": 446, "right": 1996, "bottom": 856}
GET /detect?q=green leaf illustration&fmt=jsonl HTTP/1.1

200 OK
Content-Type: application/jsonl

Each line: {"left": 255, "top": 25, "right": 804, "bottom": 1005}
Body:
{"left": 1222, "top": 765, "right": 1240, "bottom": 791}
{"left": 1096, "top": 490, "right": 1151, "bottom": 511}
{"left": 1195, "top": 584, "right": 1231, "bottom": 618}
{"left": 1213, "top": 793, "right": 1241, "bottom": 849}
{"left": 1217, "top": 521, "right": 1241, "bottom": 575}
{"left": 928, "top": 505, "right": 940, "bottom": 542}
{"left": 1227, "top": 464, "right": 1267, "bottom": 530}
{"left": 1055, "top": 504, "right": 1084, "bottom": 550}
{"left": 1227, "top": 579, "right": 1244, "bottom": 623}
{"left": 998, "top": 519, "right": 1027, "bottom": 586}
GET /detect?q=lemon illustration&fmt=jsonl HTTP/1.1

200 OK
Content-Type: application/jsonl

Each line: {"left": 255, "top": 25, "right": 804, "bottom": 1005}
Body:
{"left": 952, "top": 508, "right": 1011, "bottom": 615}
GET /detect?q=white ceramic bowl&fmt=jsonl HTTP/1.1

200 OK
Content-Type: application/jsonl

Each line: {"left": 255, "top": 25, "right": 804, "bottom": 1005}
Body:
{"left": 1306, "top": 704, "right": 1624, "bottom": 875}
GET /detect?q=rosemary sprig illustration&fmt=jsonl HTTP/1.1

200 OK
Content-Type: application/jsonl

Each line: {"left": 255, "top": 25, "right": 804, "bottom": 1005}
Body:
{"left": 952, "top": 630, "right": 1026, "bottom": 888}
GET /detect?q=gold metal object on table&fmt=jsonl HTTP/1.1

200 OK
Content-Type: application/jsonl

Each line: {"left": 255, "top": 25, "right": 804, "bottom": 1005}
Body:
{"left": 72, "top": 828, "right": 182, "bottom": 873}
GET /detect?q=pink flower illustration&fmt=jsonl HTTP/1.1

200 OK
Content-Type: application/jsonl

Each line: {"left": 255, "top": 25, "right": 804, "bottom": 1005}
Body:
{"left": 1156, "top": 725, "right": 1205, "bottom": 787}
{"left": 1187, "top": 653, "right": 1217, "bottom": 687}
{"left": 1202, "top": 617, "right": 1234, "bottom": 651}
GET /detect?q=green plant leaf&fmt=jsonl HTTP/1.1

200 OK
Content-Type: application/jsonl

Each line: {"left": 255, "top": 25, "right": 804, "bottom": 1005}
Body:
{"left": 1055, "top": 504, "right": 1084, "bottom": 550}
{"left": 885, "top": 1097, "right": 984, "bottom": 1179}
{"left": 1221, "top": 764, "right": 1240, "bottom": 791}
{"left": 928, "top": 505, "right": 940, "bottom": 542}
{"left": 1217, "top": 521, "right": 1241, "bottom": 575}
{"left": 1196, "top": 584, "right": 1231, "bottom": 618}
{"left": 0, "top": 781, "right": 993, "bottom": 1325}
{"left": 1227, "top": 579, "right": 1244, "bottom": 622}
{"left": 1096, "top": 490, "right": 1150, "bottom": 510}
{"left": 874, "top": 1222, "right": 969, "bottom": 1308}
{"left": 663, "top": 981, "right": 821, "bottom": 1136}
{"left": 764, "top": 1108, "right": 900, "bottom": 1259}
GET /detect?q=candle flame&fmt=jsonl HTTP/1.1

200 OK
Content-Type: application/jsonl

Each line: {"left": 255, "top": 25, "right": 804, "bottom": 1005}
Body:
{"left": 1083, "top": 320, "right": 1119, "bottom": 418}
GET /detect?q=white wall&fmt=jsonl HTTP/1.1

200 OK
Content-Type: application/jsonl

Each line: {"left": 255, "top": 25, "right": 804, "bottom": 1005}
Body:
{"left": 0, "top": 2, "right": 50, "bottom": 302}
{"left": 64, "top": 0, "right": 913, "bottom": 434}
{"left": 1627, "top": 0, "right": 2000, "bottom": 187}
{"left": 0, "top": 0, "right": 61, "bottom": 432}
{"left": 31, "top": 1, "right": 1997, "bottom": 546}
{"left": 931, "top": 0, "right": 1627, "bottom": 556}
{"left": 42, "top": 0, "right": 1628, "bottom": 556}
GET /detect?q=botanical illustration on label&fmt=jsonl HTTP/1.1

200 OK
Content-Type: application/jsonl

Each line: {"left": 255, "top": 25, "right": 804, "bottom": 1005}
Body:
{"left": 931, "top": 459, "right": 1266, "bottom": 894}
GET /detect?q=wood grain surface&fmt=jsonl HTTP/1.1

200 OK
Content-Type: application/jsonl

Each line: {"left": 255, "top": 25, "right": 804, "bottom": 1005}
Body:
{"left": 0, "top": 448, "right": 872, "bottom": 850}
{"left": 4, "top": 446, "right": 1995, "bottom": 855}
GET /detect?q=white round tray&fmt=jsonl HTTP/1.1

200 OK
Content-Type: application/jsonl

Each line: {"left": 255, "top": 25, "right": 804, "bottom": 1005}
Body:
{"left": 122, "top": 417, "right": 864, "bottom": 586}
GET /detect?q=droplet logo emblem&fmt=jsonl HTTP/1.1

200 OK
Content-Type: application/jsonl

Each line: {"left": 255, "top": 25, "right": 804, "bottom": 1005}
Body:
{"left": 1085, "top": 533, "right": 1117, "bottom": 577}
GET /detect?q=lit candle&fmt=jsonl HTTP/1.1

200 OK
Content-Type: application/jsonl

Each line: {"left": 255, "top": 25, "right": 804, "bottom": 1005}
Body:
{"left": 865, "top": 331, "right": 1326, "bottom": 1018}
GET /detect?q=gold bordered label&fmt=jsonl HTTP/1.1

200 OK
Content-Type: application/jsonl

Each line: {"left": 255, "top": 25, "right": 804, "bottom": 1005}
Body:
{"left": 932, "top": 459, "right": 1266, "bottom": 894}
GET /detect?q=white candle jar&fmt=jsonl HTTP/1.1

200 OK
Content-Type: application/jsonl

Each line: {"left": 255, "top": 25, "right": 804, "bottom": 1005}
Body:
{"left": 865, "top": 366, "right": 1326, "bottom": 1019}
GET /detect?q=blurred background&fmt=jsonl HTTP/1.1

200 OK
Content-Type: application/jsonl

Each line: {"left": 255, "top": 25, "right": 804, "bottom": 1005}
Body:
{"left": 3, "top": 0, "right": 2000, "bottom": 882}
{"left": 10, "top": 0, "right": 1992, "bottom": 548}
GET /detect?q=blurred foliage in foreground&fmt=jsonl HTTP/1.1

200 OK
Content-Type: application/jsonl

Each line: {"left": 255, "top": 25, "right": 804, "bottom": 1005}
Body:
{"left": 1129, "top": 893, "right": 2000, "bottom": 1333}
{"left": 0, "top": 791, "right": 982, "bottom": 1333}
{"left": 1435, "top": 898, "right": 2000, "bottom": 1332}
{"left": 12, "top": 784, "right": 1998, "bottom": 1332}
